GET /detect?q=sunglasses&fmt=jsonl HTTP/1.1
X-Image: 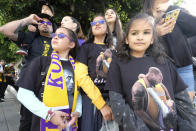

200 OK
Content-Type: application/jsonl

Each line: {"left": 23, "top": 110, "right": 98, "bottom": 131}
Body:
{"left": 90, "top": 20, "right": 105, "bottom": 26}
{"left": 50, "top": 33, "right": 72, "bottom": 41}
{"left": 39, "top": 20, "right": 52, "bottom": 25}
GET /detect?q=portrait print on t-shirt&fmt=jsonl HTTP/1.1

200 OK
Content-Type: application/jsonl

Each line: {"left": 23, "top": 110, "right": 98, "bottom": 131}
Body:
{"left": 131, "top": 67, "right": 176, "bottom": 129}
{"left": 63, "top": 68, "right": 74, "bottom": 93}
{"left": 94, "top": 49, "right": 112, "bottom": 86}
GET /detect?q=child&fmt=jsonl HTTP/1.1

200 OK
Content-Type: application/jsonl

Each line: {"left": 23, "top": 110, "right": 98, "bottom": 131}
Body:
{"left": 61, "top": 16, "right": 86, "bottom": 46}
{"left": 17, "top": 27, "right": 112, "bottom": 131}
{"left": 16, "top": 0, "right": 55, "bottom": 55}
{"left": 104, "top": 8, "right": 124, "bottom": 49}
{"left": 76, "top": 15, "right": 114, "bottom": 131}
{"left": 106, "top": 13, "right": 196, "bottom": 131}
{"left": 142, "top": 0, "right": 196, "bottom": 102}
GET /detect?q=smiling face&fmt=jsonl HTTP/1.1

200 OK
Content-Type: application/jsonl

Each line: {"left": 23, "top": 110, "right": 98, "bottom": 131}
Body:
{"left": 51, "top": 28, "right": 75, "bottom": 52}
{"left": 126, "top": 18, "right": 154, "bottom": 57}
{"left": 105, "top": 9, "right": 117, "bottom": 24}
{"left": 91, "top": 16, "right": 107, "bottom": 36}
{"left": 61, "top": 16, "right": 77, "bottom": 32}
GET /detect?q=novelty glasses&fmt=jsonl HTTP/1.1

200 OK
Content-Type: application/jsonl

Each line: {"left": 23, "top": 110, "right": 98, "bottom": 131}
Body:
{"left": 50, "top": 33, "right": 72, "bottom": 41}
{"left": 90, "top": 20, "right": 105, "bottom": 26}
{"left": 39, "top": 20, "right": 52, "bottom": 25}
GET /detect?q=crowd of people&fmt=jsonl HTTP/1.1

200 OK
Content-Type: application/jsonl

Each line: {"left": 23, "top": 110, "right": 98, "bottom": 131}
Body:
{"left": 0, "top": 0, "right": 196, "bottom": 131}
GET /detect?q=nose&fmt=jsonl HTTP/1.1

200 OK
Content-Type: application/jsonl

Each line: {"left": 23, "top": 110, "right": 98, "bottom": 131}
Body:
{"left": 137, "top": 33, "right": 143, "bottom": 40}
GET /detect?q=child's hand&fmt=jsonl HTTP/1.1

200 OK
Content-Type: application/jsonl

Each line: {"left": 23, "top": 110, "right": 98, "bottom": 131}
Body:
{"left": 50, "top": 111, "right": 68, "bottom": 129}
{"left": 67, "top": 112, "right": 80, "bottom": 126}
{"left": 156, "top": 18, "right": 176, "bottom": 36}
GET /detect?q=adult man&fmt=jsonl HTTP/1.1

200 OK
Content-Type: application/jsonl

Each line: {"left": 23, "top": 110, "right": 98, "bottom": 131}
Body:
{"left": 0, "top": 13, "right": 54, "bottom": 131}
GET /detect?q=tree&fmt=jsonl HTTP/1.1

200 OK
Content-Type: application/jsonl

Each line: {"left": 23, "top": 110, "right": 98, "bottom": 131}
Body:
{"left": 0, "top": 0, "right": 143, "bottom": 62}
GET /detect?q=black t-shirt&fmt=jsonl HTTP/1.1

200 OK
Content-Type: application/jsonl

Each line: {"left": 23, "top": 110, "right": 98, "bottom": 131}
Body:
{"left": 106, "top": 56, "right": 187, "bottom": 108}
{"left": 19, "top": 56, "right": 74, "bottom": 131}
{"left": 161, "top": 6, "right": 196, "bottom": 67}
{"left": 77, "top": 43, "right": 112, "bottom": 91}
{"left": 16, "top": 32, "right": 53, "bottom": 87}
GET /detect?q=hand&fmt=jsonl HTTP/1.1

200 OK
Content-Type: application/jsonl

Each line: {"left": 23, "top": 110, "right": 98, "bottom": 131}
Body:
{"left": 50, "top": 111, "right": 68, "bottom": 129}
{"left": 100, "top": 104, "right": 114, "bottom": 120}
{"left": 67, "top": 112, "right": 80, "bottom": 126}
{"left": 156, "top": 18, "right": 176, "bottom": 36}
{"left": 28, "top": 25, "right": 37, "bottom": 32}
{"left": 24, "top": 14, "right": 42, "bottom": 25}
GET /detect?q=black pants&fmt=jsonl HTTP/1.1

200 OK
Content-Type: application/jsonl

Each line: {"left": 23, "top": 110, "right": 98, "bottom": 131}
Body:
{"left": 19, "top": 105, "right": 32, "bottom": 131}
{"left": 0, "top": 82, "right": 8, "bottom": 99}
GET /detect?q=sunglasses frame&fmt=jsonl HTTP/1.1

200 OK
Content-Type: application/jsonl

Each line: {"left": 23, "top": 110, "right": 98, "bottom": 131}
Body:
{"left": 39, "top": 20, "right": 52, "bottom": 26}
{"left": 51, "top": 33, "right": 72, "bottom": 41}
{"left": 90, "top": 20, "right": 105, "bottom": 26}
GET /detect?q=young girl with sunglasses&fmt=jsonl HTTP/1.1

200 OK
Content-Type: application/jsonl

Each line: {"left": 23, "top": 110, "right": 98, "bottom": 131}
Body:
{"left": 106, "top": 13, "right": 196, "bottom": 131}
{"left": 76, "top": 15, "right": 114, "bottom": 131}
{"left": 17, "top": 27, "right": 109, "bottom": 131}
{"left": 105, "top": 8, "right": 124, "bottom": 49}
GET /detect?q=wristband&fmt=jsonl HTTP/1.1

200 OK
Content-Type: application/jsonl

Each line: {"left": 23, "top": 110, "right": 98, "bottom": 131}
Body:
{"left": 46, "top": 109, "right": 55, "bottom": 121}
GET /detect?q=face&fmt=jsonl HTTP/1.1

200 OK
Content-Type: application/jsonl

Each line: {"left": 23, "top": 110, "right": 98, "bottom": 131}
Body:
{"left": 41, "top": 5, "right": 53, "bottom": 17}
{"left": 105, "top": 9, "right": 117, "bottom": 23}
{"left": 51, "top": 28, "right": 75, "bottom": 52}
{"left": 91, "top": 16, "right": 107, "bottom": 36}
{"left": 126, "top": 19, "right": 154, "bottom": 57}
{"left": 152, "top": 1, "right": 169, "bottom": 18}
{"left": 61, "top": 16, "right": 77, "bottom": 32}
{"left": 38, "top": 18, "right": 53, "bottom": 34}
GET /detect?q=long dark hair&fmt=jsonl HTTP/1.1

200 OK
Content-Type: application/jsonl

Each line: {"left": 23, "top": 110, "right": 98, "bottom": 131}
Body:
{"left": 84, "top": 14, "right": 113, "bottom": 48}
{"left": 69, "top": 16, "right": 86, "bottom": 40}
{"left": 105, "top": 8, "right": 124, "bottom": 49}
{"left": 142, "top": 0, "right": 155, "bottom": 16}
{"left": 60, "top": 27, "right": 80, "bottom": 59}
{"left": 117, "top": 13, "right": 166, "bottom": 64}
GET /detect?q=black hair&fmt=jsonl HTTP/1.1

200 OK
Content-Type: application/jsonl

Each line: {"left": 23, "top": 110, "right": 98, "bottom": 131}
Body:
{"left": 69, "top": 17, "right": 85, "bottom": 39}
{"left": 84, "top": 14, "right": 113, "bottom": 48}
{"left": 105, "top": 8, "right": 124, "bottom": 49}
{"left": 142, "top": 0, "right": 155, "bottom": 16}
{"left": 59, "top": 27, "right": 80, "bottom": 59}
{"left": 117, "top": 13, "right": 166, "bottom": 64}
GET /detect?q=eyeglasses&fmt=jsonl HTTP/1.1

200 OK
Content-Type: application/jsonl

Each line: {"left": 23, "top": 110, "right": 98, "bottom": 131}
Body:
{"left": 39, "top": 20, "right": 52, "bottom": 25}
{"left": 90, "top": 20, "right": 105, "bottom": 26}
{"left": 50, "top": 33, "right": 72, "bottom": 41}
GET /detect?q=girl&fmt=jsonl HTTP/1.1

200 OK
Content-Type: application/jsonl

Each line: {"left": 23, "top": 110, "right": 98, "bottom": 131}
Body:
{"left": 142, "top": 0, "right": 196, "bottom": 102}
{"left": 17, "top": 27, "right": 110, "bottom": 131}
{"left": 61, "top": 16, "right": 86, "bottom": 46}
{"left": 76, "top": 15, "right": 114, "bottom": 131}
{"left": 106, "top": 13, "right": 196, "bottom": 131}
{"left": 104, "top": 8, "right": 124, "bottom": 49}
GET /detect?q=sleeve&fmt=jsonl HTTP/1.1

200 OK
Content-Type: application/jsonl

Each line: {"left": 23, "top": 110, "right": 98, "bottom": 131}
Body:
{"left": 17, "top": 87, "right": 49, "bottom": 120}
{"left": 105, "top": 57, "right": 123, "bottom": 93}
{"left": 19, "top": 56, "right": 42, "bottom": 92}
{"left": 167, "top": 60, "right": 187, "bottom": 93}
{"left": 16, "top": 31, "right": 37, "bottom": 47}
{"left": 76, "top": 44, "right": 89, "bottom": 65}
{"left": 177, "top": 8, "right": 196, "bottom": 37}
{"left": 75, "top": 62, "right": 106, "bottom": 110}
{"left": 109, "top": 91, "right": 150, "bottom": 131}
{"left": 74, "top": 93, "right": 82, "bottom": 117}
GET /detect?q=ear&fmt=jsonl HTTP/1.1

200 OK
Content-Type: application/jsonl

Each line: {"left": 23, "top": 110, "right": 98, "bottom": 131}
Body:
{"left": 125, "top": 38, "right": 129, "bottom": 45}
{"left": 69, "top": 41, "right": 75, "bottom": 49}
{"left": 73, "top": 23, "right": 77, "bottom": 31}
